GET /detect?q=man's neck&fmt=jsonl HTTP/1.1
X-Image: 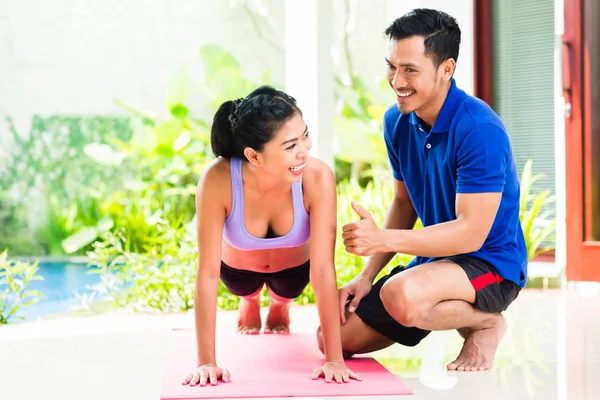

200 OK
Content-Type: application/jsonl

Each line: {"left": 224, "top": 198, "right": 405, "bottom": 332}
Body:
{"left": 415, "top": 81, "right": 452, "bottom": 129}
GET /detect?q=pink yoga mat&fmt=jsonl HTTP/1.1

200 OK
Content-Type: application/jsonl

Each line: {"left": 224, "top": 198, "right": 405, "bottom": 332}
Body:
{"left": 160, "top": 329, "right": 413, "bottom": 399}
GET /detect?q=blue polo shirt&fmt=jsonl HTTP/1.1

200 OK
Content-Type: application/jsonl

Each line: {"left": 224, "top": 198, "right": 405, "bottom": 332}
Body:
{"left": 383, "top": 79, "right": 528, "bottom": 287}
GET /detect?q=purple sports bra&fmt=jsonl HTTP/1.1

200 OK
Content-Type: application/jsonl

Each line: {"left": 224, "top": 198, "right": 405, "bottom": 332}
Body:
{"left": 222, "top": 157, "right": 310, "bottom": 251}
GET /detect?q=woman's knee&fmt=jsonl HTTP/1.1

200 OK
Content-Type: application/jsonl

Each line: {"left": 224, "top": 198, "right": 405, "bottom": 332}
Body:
{"left": 380, "top": 276, "right": 423, "bottom": 327}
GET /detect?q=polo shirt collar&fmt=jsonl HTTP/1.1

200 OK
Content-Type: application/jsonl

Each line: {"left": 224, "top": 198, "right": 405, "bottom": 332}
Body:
{"left": 409, "top": 78, "right": 464, "bottom": 134}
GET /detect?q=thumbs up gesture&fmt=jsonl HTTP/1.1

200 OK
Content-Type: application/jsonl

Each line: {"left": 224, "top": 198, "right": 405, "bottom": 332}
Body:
{"left": 342, "top": 201, "right": 384, "bottom": 256}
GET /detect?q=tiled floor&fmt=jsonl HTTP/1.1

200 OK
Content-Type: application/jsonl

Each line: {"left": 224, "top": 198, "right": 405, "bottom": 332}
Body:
{"left": 0, "top": 287, "right": 598, "bottom": 400}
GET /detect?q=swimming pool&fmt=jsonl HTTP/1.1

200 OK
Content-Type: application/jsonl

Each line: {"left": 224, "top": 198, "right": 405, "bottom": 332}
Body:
{"left": 5, "top": 260, "right": 101, "bottom": 322}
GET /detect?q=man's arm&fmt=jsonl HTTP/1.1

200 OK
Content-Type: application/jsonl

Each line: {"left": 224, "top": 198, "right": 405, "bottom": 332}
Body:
{"left": 344, "top": 124, "right": 509, "bottom": 259}
{"left": 379, "top": 191, "right": 501, "bottom": 257}
{"left": 362, "top": 179, "right": 418, "bottom": 281}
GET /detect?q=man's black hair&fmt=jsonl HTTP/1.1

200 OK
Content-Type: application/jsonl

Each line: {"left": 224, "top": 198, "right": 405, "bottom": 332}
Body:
{"left": 385, "top": 8, "right": 461, "bottom": 67}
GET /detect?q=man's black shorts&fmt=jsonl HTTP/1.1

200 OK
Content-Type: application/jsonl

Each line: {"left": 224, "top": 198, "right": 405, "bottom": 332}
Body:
{"left": 353, "top": 255, "right": 521, "bottom": 346}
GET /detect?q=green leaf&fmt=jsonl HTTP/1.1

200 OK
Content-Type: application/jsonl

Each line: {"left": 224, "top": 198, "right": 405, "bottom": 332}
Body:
{"left": 96, "top": 217, "right": 114, "bottom": 233}
{"left": 172, "top": 131, "right": 192, "bottom": 152}
{"left": 61, "top": 227, "right": 99, "bottom": 254}
{"left": 21, "top": 299, "right": 40, "bottom": 307}
{"left": 170, "top": 104, "right": 189, "bottom": 119}
{"left": 157, "top": 120, "right": 184, "bottom": 149}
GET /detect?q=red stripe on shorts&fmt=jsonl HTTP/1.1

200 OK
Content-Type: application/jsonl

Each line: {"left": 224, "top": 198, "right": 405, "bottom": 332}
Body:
{"left": 470, "top": 272, "right": 504, "bottom": 291}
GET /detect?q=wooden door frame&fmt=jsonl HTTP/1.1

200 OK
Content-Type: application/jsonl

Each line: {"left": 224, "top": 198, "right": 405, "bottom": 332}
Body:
{"left": 562, "top": 0, "right": 584, "bottom": 280}
{"left": 474, "top": 0, "right": 494, "bottom": 108}
{"left": 474, "top": 0, "right": 600, "bottom": 279}
{"left": 563, "top": 0, "right": 600, "bottom": 281}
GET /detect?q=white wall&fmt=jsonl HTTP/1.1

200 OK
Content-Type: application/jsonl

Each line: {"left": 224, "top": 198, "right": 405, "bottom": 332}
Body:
{"left": 0, "top": 0, "right": 399, "bottom": 159}
{"left": 0, "top": 0, "right": 285, "bottom": 139}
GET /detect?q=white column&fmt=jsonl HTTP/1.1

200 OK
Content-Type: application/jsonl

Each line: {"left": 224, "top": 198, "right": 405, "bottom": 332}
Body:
{"left": 284, "top": 0, "right": 334, "bottom": 170}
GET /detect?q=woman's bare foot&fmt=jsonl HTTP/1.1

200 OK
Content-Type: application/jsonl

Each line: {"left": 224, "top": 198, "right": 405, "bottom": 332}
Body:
{"left": 447, "top": 314, "right": 507, "bottom": 372}
{"left": 264, "top": 301, "right": 291, "bottom": 334}
{"left": 237, "top": 294, "right": 262, "bottom": 335}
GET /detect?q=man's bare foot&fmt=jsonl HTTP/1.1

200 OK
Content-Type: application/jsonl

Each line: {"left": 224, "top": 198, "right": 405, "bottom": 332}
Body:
{"left": 237, "top": 295, "right": 262, "bottom": 335}
{"left": 447, "top": 314, "right": 507, "bottom": 372}
{"left": 264, "top": 301, "right": 290, "bottom": 334}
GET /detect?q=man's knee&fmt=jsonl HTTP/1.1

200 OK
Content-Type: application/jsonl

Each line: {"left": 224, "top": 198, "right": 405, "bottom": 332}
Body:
{"left": 380, "top": 277, "right": 424, "bottom": 327}
{"left": 316, "top": 325, "right": 357, "bottom": 359}
{"left": 316, "top": 326, "right": 325, "bottom": 354}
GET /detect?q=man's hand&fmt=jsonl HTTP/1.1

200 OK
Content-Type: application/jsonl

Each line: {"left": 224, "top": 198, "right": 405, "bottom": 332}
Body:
{"left": 338, "top": 272, "right": 374, "bottom": 324}
{"left": 342, "top": 202, "right": 385, "bottom": 256}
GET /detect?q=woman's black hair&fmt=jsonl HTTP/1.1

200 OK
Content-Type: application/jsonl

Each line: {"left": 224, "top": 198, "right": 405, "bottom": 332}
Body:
{"left": 210, "top": 86, "right": 302, "bottom": 160}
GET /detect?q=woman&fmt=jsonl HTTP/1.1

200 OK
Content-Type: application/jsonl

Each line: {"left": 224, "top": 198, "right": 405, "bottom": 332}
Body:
{"left": 182, "top": 86, "right": 359, "bottom": 387}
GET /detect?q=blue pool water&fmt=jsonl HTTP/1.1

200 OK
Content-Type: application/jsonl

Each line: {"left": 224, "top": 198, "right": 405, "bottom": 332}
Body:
{"left": 3, "top": 261, "right": 102, "bottom": 322}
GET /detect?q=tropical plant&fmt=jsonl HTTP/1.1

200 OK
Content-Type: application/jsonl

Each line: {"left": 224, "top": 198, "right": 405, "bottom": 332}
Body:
{"left": 85, "top": 220, "right": 243, "bottom": 312}
{"left": 0, "top": 115, "right": 132, "bottom": 256}
{"left": 519, "top": 159, "right": 556, "bottom": 259}
{"left": 0, "top": 250, "right": 44, "bottom": 324}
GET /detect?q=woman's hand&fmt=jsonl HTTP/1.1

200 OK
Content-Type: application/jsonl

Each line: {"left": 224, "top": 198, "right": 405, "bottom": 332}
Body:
{"left": 311, "top": 361, "right": 361, "bottom": 383}
{"left": 182, "top": 363, "right": 231, "bottom": 386}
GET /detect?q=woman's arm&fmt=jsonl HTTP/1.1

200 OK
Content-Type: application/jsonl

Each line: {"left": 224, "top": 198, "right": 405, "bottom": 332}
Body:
{"left": 305, "top": 159, "right": 345, "bottom": 363}
{"left": 194, "top": 163, "right": 227, "bottom": 367}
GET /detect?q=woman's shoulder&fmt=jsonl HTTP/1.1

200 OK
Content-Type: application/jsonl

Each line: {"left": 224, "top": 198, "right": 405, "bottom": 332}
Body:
{"left": 200, "top": 157, "right": 231, "bottom": 181}
{"left": 196, "top": 157, "right": 232, "bottom": 195}
{"left": 302, "top": 156, "right": 336, "bottom": 194}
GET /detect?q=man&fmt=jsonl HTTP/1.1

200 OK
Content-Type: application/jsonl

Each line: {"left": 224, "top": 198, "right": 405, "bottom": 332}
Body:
{"left": 317, "top": 8, "right": 527, "bottom": 372}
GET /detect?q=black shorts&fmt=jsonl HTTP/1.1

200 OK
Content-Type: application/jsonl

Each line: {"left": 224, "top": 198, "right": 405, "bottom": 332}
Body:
{"left": 220, "top": 261, "right": 310, "bottom": 299}
{"left": 354, "top": 255, "right": 521, "bottom": 347}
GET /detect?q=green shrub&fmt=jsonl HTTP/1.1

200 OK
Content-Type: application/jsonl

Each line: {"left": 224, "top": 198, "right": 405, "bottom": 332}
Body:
{"left": 86, "top": 222, "right": 241, "bottom": 312}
